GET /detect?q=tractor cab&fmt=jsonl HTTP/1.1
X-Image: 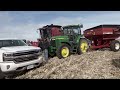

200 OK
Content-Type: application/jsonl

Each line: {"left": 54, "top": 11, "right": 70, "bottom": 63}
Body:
{"left": 62, "top": 24, "right": 83, "bottom": 41}
{"left": 63, "top": 24, "right": 83, "bottom": 35}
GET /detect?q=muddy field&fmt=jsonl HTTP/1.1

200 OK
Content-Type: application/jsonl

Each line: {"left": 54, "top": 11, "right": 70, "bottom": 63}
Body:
{"left": 15, "top": 49, "right": 120, "bottom": 79}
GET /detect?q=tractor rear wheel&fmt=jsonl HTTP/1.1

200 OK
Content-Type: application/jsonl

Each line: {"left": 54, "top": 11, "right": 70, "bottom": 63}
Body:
{"left": 110, "top": 40, "right": 120, "bottom": 52}
{"left": 78, "top": 38, "right": 89, "bottom": 54}
{"left": 56, "top": 44, "right": 70, "bottom": 59}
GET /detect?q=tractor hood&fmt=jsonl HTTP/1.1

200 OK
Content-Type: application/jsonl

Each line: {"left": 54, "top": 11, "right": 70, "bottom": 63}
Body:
{"left": 51, "top": 36, "right": 69, "bottom": 40}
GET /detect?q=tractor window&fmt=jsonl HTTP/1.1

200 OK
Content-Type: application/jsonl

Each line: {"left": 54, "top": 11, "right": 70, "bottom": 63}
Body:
{"left": 73, "top": 28, "right": 79, "bottom": 34}
{"left": 63, "top": 29, "right": 68, "bottom": 34}
{"left": 63, "top": 28, "right": 73, "bottom": 35}
{"left": 68, "top": 29, "right": 71, "bottom": 34}
{"left": 63, "top": 27, "right": 81, "bottom": 35}
{"left": 63, "top": 25, "right": 81, "bottom": 35}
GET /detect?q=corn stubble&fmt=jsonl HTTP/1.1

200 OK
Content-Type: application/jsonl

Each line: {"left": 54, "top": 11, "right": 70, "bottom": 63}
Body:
{"left": 15, "top": 50, "right": 120, "bottom": 79}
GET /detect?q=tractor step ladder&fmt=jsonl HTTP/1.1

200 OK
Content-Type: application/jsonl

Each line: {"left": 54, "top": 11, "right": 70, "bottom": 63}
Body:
{"left": 72, "top": 46, "right": 78, "bottom": 54}
{"left": 69, "top": 41, "right": 78, "bottom": 54}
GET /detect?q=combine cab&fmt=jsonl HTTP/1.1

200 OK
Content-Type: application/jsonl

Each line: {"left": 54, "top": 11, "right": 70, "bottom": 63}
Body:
{"left": 38, "top": 24, "right": 63, "bottom": 55}
{"left": 39, "top": 24, "right": 63, "bottom": 39}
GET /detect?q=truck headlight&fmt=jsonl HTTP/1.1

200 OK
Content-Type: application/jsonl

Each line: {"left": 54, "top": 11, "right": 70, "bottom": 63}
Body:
{"left": 3, "top": 53, "right": 14, "bottom": 61}
{"left": 3, "top": 53, "right": 13, "bottom": 57}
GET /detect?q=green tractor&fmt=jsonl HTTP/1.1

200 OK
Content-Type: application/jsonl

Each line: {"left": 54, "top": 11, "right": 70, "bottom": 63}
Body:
{"left": 38, "top": 24, "right": 89, "bottom": 59}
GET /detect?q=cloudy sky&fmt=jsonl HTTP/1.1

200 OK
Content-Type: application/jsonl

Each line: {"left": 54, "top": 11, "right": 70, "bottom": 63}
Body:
{"left": 1, "top": 11, "right": 120, "bottom": 41}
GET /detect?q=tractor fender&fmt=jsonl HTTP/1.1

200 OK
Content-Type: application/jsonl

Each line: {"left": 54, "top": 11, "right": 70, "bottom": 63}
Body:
{"left": 77, "top": 37, "right": 86, "bottom": 44}
{"left": 79, "top": 37, "right": 89, "bottom": 41}
{"left": 79, "top": 38, "right": 91, "bottom": 47}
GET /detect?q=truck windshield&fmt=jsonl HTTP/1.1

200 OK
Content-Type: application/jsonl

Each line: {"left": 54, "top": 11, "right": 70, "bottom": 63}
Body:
{"left": 0, "top": 40, "right": 27, "bottom": 48}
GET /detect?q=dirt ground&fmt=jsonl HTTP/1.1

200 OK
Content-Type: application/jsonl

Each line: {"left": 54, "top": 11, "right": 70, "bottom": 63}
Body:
{"left": 15, "top": 49, "right": 120, "bottom": 79}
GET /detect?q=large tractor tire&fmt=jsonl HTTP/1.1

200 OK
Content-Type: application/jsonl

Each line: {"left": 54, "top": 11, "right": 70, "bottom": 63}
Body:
{"left": 56, "top": 44, "right": 70, "bottom": 59}
{"left": 78, "top": 38, "right": 89, "bottom": 55}
{"left": 110, "top": 40, "right": 120, "bottom": 52}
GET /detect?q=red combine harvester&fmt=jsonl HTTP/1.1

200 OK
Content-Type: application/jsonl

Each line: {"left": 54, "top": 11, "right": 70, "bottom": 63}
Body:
{"left": 37, "top": 24, "right": 63, "bottom": 51}
{"left": 84, "top": 25, "right": 120, "bottom": 52}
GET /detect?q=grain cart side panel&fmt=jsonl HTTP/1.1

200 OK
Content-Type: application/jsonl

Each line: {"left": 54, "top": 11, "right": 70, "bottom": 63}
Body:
{"left": 102, "top": 27, "right": 113, "bottom": 34}
{"left": 83, "top": 24, "right": 120, "bottom": 50}
{"left": 84, "top": 27, "right": 103, "bottom": 39}
{"left": 102, "top": 27, "right": 120, "bottom": 40}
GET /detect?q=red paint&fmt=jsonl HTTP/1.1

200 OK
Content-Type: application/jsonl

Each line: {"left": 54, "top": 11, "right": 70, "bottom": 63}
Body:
{"left": 51, "top": 27, "right": 63, "bottom": 37}
{"left": 84, "top": 25, "right": 120, "bottom": 49}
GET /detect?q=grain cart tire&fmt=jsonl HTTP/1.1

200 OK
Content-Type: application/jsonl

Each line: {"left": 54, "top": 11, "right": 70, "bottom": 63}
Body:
{"left": 56, "top": 44, "right": 70, "bottom": 59}
{"left": 78, "top": 38, "right": 89, "bottom": 55}
{"left": 110, "top": 40, "right": 120, "bottom": 52}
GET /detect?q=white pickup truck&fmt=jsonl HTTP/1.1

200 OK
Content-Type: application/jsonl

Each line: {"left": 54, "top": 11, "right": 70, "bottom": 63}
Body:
{"left": 0, "top": 38, "right": 43, "bottom": 79}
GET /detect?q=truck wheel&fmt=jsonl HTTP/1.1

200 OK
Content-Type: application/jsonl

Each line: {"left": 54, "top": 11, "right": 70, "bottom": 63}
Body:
{"left": 56, "top": 44, "right": 70, "bottom": 59}
{"left": 0, "top": 68, "right": 5, "bottom": 79}
{"left": 78, "top": 38, "right": 89, "bottom": 54}
{"left": 110, "top": 40, "right": 120, "bottom": 52}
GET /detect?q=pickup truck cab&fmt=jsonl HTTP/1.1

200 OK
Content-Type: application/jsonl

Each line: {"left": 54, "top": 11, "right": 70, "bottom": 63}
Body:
{"left": 0, "top": 38, "right": 43, "bottom": 79}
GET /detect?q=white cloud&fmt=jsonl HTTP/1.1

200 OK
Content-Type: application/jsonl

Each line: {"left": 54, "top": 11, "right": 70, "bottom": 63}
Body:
{"left": 1, "top": 11, "right": 120, "bottom": 41}
{"left": 0, "top": 24, "right": 40, "bottom": 41}
{"left": 0, "top": 12, "right": 13, "bottom": 28}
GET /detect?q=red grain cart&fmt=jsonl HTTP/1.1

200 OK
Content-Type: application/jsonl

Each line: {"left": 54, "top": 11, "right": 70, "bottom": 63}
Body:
{"left": 84, "top": 25, "right": 120, "bottom": 52}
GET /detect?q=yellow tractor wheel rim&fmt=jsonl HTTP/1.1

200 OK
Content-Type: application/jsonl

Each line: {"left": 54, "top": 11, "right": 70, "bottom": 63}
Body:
{"left": 61, "top": 47, "right": 69, "bottom": 58}
{"left": 80, "top": 42, "right": 88, "bottom": 53}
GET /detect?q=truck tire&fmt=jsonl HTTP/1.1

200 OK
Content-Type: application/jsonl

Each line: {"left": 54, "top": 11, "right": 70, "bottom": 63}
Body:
{"left": 56, "top": 44, "right": 70, "bottom": 59}
{"left": 110, "top": 40, "right": 120, "bottom": 52}
{"left": 78, "top": 38, "right": 89, "bottom": 55}
{"left": 0, "top": 68, "right": 5, "bottom": 79}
